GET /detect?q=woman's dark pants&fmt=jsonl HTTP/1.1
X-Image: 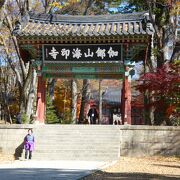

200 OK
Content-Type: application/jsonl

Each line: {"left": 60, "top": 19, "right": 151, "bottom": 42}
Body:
{"left": 25, "top": 150, "right": 32, "bottom": 159}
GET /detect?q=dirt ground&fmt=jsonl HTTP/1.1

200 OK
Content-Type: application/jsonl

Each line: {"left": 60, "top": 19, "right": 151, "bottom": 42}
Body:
{"left": 82, "top": 156, "right": 180, "bottom": 180}
{"left": 0, "top": 154, "right": 15, "bottom": 164}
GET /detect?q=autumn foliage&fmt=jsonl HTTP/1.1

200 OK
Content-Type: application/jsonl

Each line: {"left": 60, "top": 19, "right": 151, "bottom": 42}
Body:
{"left": 136, "top": 62, "right": 180, "bottom": 124}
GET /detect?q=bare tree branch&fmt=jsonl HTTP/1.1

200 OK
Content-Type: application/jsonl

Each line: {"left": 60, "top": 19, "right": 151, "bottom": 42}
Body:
{"left": 83, "top": 0, "right": 93, "bottom": 15}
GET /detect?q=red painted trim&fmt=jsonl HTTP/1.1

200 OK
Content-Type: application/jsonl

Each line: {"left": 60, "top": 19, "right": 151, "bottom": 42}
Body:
{"left": 121, "top": 67, "right": 132, "bottom": 125}
{"left": 36, "top": 76, "right": 46, "bottom": 123}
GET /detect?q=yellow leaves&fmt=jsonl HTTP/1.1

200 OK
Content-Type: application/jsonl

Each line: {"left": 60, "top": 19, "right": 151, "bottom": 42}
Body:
{"left": 68, "top": 0, "right": 80, "bottom": 3}
{"left": 174, "top": 60, "right": 180, "bottom": 66}
{"left": 49, "top": 2, "right": 63, "bottom": 9}
{"left": 64, "top": 2, "right": 70, "bottom": 6}
{"left": 171, "top": 1, "right": 180, "bottom": 16}
{"left": 53, "top": 83, "right": 72, "bottom": 114}
{"left": 50, "top": 0, "right": 80, "bottom": 10}
{"left": 0, "top": 34, "right": 3, "bottom": 45}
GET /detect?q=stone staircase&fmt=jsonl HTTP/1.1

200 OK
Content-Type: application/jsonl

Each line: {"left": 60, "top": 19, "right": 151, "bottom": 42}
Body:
{"left": 20, "top": 125, "right": 121, "bottom": 161}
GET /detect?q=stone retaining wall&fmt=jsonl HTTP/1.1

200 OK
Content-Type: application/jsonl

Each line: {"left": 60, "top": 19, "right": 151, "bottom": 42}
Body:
{"left": 0, "top": 125, "right": 179, "bottom": 158}
{"left": 120, "top": 126, "right": 180, "bottom": 156}
{"left": 0, "top": 125, "right": 34, "bottom": 157}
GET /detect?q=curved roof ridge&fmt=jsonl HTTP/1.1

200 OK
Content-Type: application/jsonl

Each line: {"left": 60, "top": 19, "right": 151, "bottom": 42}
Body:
{"left": 15, "top": 11, "right": 155, "bottom": 38}
{"left": 28, "top": 11, "right": 148, "bottom": 23}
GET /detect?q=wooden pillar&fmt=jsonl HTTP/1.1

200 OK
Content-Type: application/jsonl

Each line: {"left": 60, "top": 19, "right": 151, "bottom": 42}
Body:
{"left": 36, "top": 76, "right": 46, "bottom": 123}
{"left": 98, "top": 79, "right": 102, "bottom": 124}
{"left": 121, "top": 66, "right": 132, "bottom": 124}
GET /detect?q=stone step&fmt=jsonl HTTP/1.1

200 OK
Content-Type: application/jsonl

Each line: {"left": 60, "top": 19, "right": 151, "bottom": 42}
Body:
{"left": 35, "top": 138, "right": 120, "bottom": 142}
{"left": 34, "top": 125, "right": 119, "bottom": 128}
{"left": 35, "top": 130, "right": 119, "bottom": 133}
{"left": 31, "top": 154, "right": 118, "bottom": 159}
{"left": 34, "top": 130, "right": 119, "bottom": 133}
{"left": 5, "top": 139, "right": 120, "bottom": 143}
{"left": 19, "top": 125, "right": 120, "bottom": 161}
{"left": 35, "top": 131, "right": 119, "bottom": 134}
{"left": 34, "top": 127, "right": 119, "bottom": 130}
{"left": 29, "top": 153, "right": 118, "bottom": 159}
{"left": 34, "top": 133, "right": 120, "bottom": 136}
{"left": 34, "top": 133, "right": 119, "bottom": 139}
{"left": 5, "top": 137, "right": 120, "bottom": 141}
{"left": 35, "top": 136, "right": 119, "bottom": 140}
{"left": 34, "top": 144, "right": 119, "bottom": 149}
{"left": 24, "top": 148, "right": 119, "bottom": 153}
{"left": 34, "top": 128, "right": 119, "bottom": 130}
{"left": 20, "top": 155, "right": 117, "bottom": 161}
{"left": 21, "top": 149, "right": 119, "bottom": 155}
{"left": 35, "top": 141, "right": 119, "bottom": 146}
{"left": 34, "top": 134, "right": 120, "bottom": 137}
{"left": 33, "top": 149, "right": 118, "bottom": 152}
{"left": 5, "top": 134, "right": 120, "bottom": 138}
{"left": 22, "top": 143, "right": 119, "bottom": 149}
{"left": 3, "top": 132, "right": 120, "bottom": 137}
{"left": 4, "top": 142, "right": 119, "bottom": 148}
{"left": 4, "top": 140, "right": 120, "bottom": 147}
{"left": 34, "top": 146, "right": 118, "bottom": 150}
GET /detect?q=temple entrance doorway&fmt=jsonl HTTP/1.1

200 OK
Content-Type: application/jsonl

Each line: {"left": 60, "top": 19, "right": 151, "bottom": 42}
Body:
{"left": 45, "top": 79, "right": 122, "bottom": 125}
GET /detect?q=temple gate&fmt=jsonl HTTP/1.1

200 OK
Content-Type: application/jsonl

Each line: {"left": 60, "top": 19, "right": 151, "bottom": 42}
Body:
{"left": 15, "top": 11, "right": 154, "bottom": 124}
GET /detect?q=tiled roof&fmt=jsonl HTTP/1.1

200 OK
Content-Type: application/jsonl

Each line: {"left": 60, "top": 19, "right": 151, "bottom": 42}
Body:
{"left": 16, "top": 11, "right": 155, "bottom": 38}
{"left": 91, "top": 88, "right": 121, "bottom": 104}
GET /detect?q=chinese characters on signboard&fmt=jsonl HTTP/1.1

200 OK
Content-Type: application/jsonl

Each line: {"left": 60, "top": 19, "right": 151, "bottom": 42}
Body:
{"left": 43, "top": 44, "right": 122, "bottom": 62}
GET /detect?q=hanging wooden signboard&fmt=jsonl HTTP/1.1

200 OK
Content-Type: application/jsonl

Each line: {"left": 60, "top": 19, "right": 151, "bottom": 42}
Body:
{"left": 43, "top": 44, "right": 122, "bottom": 63}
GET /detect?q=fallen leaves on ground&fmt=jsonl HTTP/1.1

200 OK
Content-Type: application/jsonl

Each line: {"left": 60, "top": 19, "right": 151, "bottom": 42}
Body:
{"left": 0, "top": 154, "right": 15, "bottom": 164}
{"left": 82, "top": 156, "right": 180, "bottom": 180}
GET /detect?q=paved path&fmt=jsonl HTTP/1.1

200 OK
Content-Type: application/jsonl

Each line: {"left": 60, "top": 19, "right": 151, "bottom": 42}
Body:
{"left": 0, "top": 160, "right": 106, "bottom": 180}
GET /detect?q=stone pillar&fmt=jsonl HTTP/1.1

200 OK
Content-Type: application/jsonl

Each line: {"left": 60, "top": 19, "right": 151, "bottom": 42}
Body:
{"left": 122, "top": 66, "right": 132, "bottom": 125}
{"left": 36, "top": 76, "right": 46, "bottom": 123}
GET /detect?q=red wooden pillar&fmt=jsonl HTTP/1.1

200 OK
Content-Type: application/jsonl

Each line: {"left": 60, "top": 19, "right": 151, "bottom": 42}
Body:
{"left": 36, "top": 76, "right": 46, "bottom": 123}
{"left": 121, "top": 66, "right": 132, "bottom": 124}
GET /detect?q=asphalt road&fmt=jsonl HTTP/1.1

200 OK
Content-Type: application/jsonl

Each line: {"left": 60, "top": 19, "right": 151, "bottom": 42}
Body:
{"left": 0, "top": 160, "right": 106, "bottom": 180}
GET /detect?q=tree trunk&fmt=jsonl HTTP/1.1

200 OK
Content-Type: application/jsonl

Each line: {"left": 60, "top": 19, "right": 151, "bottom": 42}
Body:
{"left": 71, "top": 80, "right": 77, "bottom": 124}
{"left": 83, "top": 0, "right": 93, "bottom": 15}
{"left": 98, "top": 80, "right": 102, "bottom": 124}
{"left": 6, "top": 102, "right": 12, "bottom": 124}
{"left": 79, "top": 79, "right": 90, "bottom": 123}
{"left": 44, "top": 0, "right": 54, "bottom": 13}
{"left": 78, "top": 0, "right": 94, "bottom": 124}
{"left": 49, "top": 79, "right": 56, "bottom": 100}
{"left": 149, "top": 91, "right": 155, "bottom": 125}
{"left": 2, "top": 92, "right": 12, "bottom": 124}
{"left": 26, "top": 69, "right": 37, "bottom": 121}
{"left": 2, "top": 73, "right": 13, "bottom": 123}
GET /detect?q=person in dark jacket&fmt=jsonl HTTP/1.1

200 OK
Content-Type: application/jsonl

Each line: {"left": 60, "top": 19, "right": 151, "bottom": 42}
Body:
{"left": 16, "top": 112, "right": 22, "bottom": 124}
{"left": 88, "top": 105, "right": 98, "bottom": 124}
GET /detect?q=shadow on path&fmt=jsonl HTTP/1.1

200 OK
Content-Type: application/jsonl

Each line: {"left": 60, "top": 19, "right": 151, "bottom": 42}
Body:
{"left": 81, "top": 171, "right": 180, "bottom": 180}
{"left": 152, "top": 164, "right": 180, "bottom": 169}
{"left": 0, "top": 168, "right": 91, "bottom": 180}
{"left": 14, "top": 142, "right": 24, "bottom": 160}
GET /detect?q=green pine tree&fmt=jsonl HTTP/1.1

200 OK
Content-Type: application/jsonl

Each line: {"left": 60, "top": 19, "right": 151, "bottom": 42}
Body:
{"left": 46, "top": 95, "right": 59, "bottom": 124}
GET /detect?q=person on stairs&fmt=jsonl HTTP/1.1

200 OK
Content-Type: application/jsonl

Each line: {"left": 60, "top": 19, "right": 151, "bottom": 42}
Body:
{"left": 88, "top": 104, "right": 98, "bottom": 124}
{"left": 24, "top": 129, "right": 35, "bottom": 160}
